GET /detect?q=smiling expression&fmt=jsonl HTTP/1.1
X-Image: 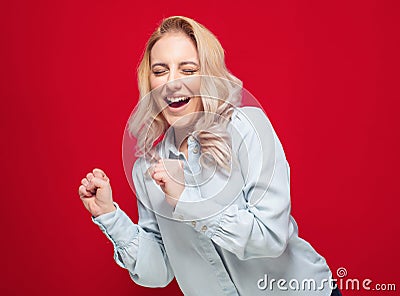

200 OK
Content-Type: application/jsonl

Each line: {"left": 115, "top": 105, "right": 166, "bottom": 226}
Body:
{"left": 149, "top": 32, "right": 203, "bottom": 127}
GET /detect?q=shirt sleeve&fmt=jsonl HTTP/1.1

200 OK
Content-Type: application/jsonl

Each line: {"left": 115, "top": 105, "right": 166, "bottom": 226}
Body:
{"left": 92, "top": 159, "right": 174, "bottom": 287}
{"left": 173, "top": 107, "right": 294, "bottom": 260}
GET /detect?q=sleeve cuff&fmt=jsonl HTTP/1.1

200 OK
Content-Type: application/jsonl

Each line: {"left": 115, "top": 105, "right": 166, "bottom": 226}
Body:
{"left": 92, "top": 203, "right": 118, "bottom": 226}
{"left": 92, "top": 202, "right": 139, "bottom": 248}
{"left": 171, "top": 186, "right": 197, "bottom": 220}
{"left": 171, "top": 184, "right": 241, "bottom": 238}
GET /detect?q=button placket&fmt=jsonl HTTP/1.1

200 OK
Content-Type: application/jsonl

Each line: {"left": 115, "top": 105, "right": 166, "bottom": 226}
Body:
{"left": 186, "top": 136, "right": 200, "bottom": 174}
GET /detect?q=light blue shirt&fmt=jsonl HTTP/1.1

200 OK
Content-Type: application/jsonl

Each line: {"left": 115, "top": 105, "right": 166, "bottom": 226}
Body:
{"left": 93, "top": 107, "right": 333, "bottom": 295}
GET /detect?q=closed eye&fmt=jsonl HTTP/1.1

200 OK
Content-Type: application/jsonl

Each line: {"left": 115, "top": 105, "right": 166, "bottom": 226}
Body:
{"left": 152, "top": 69, "right": 168, "bottom": 76}
{"left": 182, "top": 69, "right": 198, "bottom": 75}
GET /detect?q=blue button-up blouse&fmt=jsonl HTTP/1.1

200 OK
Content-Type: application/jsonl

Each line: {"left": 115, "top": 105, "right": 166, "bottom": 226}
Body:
{"left": 92, "top": 106, "right": 333, "bottom": 295}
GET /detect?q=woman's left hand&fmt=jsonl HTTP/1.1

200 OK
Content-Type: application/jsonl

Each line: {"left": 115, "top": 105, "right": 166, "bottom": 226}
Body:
{"left": 150, "top": 159, "right": 185, "bottom": 207}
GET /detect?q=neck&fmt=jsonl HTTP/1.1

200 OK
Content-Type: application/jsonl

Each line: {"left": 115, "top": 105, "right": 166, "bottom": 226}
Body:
{"left": 173, "top": 121, "right": 196, "bottom": 149}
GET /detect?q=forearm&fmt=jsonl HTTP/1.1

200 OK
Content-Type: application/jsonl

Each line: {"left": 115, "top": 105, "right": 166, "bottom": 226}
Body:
{"left": 92, "top": 202, "right": 174, "bottom": 287}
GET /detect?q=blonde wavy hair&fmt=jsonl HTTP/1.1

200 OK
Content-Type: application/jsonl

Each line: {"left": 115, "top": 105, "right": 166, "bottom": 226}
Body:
{"left": 129, "top": 16, "right": 243, "bottom": 172}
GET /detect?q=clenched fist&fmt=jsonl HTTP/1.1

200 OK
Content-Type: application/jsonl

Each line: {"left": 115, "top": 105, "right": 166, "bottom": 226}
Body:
{"left": 78, "top": 168, "right": 116, "bottom": 217}
{"left": 150, "top": 159, "right": 185, "bottom": 207}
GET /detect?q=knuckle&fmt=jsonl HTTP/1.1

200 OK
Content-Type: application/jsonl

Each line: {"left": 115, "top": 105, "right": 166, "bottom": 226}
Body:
{"left": 78, "top": 186, "right": 87, "bottom": 196}
{"left": 93, "top": 176, "right": 104, "bottom": 185}
{"left": 93, "top": 168, "right": 106, "bottom": 178}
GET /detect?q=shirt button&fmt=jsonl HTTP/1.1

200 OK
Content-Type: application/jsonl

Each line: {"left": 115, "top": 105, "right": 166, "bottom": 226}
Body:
{"left": 191, "top": 221, "right": 197, "bottom": 227}
{"left": 201, "top": 225, "right": 208, "bottom": 232}
{"left": 192, "top": 147, "right": 199, "bottom": 154}
{"left": 188, "top": 135, "right": 194, "bottom": 142}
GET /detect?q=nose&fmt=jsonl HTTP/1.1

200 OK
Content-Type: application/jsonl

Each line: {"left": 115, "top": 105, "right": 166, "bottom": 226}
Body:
{"left": 166, "top": 69, "right": 183, "bottom": 92}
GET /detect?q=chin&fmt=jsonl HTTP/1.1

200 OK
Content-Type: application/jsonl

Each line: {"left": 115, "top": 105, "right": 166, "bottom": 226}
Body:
{"left": 165, "top": 113, "right": 195, "bottom": 128}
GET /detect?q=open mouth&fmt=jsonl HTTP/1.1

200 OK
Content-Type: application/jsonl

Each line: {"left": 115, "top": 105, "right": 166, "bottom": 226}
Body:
{"left": 163, "top": 96, "right": 191, "bottom": 108}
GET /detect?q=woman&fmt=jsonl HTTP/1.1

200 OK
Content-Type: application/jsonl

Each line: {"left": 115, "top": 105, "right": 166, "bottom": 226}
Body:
{"left": 78, "top": 16, "right": 341, "bottom": 295}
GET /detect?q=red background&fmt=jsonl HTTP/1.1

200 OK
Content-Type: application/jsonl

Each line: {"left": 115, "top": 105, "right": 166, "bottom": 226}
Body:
{"left": 1, "top": 0, "right": 399, "bottom": 295}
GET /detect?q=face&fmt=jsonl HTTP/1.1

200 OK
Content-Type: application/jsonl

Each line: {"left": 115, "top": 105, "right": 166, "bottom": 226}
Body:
{"left": 149, "top": 32, "right": 203, "bottom": 127}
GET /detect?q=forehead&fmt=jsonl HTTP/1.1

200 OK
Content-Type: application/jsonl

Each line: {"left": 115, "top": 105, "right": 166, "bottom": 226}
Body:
{"left": 150, "top": 33, "right": 199, "bottom": 63}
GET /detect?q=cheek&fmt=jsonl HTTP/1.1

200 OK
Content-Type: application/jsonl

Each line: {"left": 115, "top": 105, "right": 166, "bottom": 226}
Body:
{"left": 185, "top": 77, "right": 201, "bottom": 94}
{"left": 149, "top": 76, "right": 164, "bottom": 90}
{"left": 191, "top": 97, "right": 203, "bottom": 112}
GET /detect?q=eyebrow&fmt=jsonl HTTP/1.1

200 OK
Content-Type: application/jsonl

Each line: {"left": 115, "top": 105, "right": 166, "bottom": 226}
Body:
{"left": 151, "top": 61, "right": 200, "bottom": 68}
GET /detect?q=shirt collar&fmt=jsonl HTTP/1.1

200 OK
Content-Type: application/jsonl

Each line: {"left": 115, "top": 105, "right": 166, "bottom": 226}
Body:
{"left": 161, "top": 127, "right": 180, "bottom": 157}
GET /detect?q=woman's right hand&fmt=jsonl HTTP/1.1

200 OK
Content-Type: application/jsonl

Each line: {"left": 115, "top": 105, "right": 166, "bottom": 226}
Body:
{"left": 78, "top": 168, "right": 116, "bottom": 217}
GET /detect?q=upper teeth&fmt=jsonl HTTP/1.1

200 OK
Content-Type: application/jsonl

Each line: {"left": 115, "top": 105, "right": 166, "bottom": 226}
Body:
{"left": 167, "top": 96, "right": 188, "bottom": 103}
